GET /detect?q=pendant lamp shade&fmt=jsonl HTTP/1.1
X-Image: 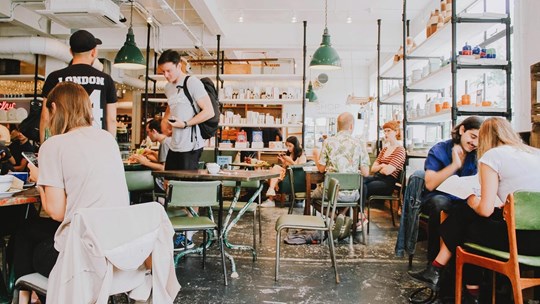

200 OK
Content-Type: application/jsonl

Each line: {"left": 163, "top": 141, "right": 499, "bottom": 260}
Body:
{"left": 310, "top": 0, "right": 341, "bottom": 70}
{"left": 114, "top": 1, "right": 145, "bottom": 70}
{"left": 310, "top": 27, "right": 341, "bottom": 70}
{"left": 114, "top": 27, "right": 146, "bottom": 70}
{"left": 306, "top": 81, "right": 318, "bottom": 102}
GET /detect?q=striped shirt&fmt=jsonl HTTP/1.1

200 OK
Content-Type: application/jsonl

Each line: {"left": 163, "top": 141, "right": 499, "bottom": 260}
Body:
{"left": 375, "top": 146, "right": 406, "bottom": 179}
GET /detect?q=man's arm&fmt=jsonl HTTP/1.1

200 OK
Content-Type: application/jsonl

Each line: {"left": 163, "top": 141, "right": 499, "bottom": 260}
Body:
{"left": 424, "top": 145, "right": 465, "bottom": 191}
{"left": 39, "top": 97, "right": 49, "bottom": 143}
{"left": 106, "top": 103, "right": 117, "bottom": 138}
{"left": 189, "top": 95, "right": 214, "bottom": 126}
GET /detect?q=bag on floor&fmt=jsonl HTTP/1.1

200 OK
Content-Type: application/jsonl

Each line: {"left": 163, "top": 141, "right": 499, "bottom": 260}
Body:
{"left": 284, "top": 230, "right": 323, "bottom": 245}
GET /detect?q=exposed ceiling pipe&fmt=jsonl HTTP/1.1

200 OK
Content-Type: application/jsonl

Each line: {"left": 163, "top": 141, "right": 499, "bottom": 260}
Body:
{"left": 0, "top": 36, "right": 103, "bottom": 71}
{"left": 157, "top": 0, "right": 211, "bottom": 56}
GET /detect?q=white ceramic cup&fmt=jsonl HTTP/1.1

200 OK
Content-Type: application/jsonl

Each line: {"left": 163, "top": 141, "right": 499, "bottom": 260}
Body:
{"left": 206, "top": 163, "right": 220, "bottom": 174}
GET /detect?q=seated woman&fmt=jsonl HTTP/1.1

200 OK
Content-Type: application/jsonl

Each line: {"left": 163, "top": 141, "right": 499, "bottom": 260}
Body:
{"left": 261, "top": 136, "right": 306, "bottom": 207}
{"left": 9, "top": 128, "right": 35, "bottom": 172}
{"left": 13, "top": 82, "right": 130, "bottom": 304}
{"left": 363, "top": 120, "right": 406, "bottom": 226}
{"left": 408, "top": 117, "right": 540, "bottom": 302}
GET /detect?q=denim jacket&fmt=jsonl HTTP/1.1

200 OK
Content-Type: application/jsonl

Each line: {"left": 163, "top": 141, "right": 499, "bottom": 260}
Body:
{"left": 395, "top": 170, "right": 425, "bottom": 257}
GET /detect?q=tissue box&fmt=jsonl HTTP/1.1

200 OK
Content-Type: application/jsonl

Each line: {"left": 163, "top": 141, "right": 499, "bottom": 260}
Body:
{"left": 219, "top": 142, "right": 233, "bottom": 149}
{"left": 235, "top": 142, "right": 249, "bottom": 149}
{"left": 269, "top": 141, "right": 284, "bottom": 149}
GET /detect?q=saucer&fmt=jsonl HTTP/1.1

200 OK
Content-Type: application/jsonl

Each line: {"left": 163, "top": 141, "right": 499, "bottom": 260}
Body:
{"left": 23, "top": 182, "right": 36, "bottom": 189}
{"left": 0, "top": 189, "right": 22, "bottom": 198}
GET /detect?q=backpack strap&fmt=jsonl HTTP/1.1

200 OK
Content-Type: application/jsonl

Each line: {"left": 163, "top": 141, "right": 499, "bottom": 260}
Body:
{"left": 181, "top": 75, "right": 198, "bottom": 143}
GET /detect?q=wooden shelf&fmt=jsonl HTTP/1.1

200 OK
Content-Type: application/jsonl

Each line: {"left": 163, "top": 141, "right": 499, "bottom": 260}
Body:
{"left": 219, "top": 74, "right": 302, "bottom": 81}
{"left": 409, "top": 108, "right": 452, "bottom": 123}
{"left": 220, "top": 98, "right": 301, "bottom": 105}
{"left": 0, "top": 97, "right": 43, "bottom": 103}
{"left": 220, "top": 123, "right": 302, "bottom": 128}
{"left": 0, "top": 74, "right": 45, "bottom": 81}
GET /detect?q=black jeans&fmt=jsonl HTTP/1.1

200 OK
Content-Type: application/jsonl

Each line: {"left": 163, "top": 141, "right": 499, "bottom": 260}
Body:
{"left": 165, "top": 148, "right": 203, "bottom": 170}
{"left": 12, "top": 217, "right": 60, "bottom": 280}
{"left": 421, "top": 194, "right": 464, "bottom": 262}
{"left": 363, "top": 174, "right": 397, "bottom": 209}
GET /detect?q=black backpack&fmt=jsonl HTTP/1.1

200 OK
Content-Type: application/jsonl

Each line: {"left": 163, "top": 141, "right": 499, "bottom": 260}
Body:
{"left": 19, "top": 98, "right": 42, "bottom": 142}
{"left": 183, "top": 76, "right": 221, "bottom": 139}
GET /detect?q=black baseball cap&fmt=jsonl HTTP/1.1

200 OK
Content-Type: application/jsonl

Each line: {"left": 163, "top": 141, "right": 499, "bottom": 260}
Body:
{"left": 70, "top": 30, "right": 102, "bottom": 53}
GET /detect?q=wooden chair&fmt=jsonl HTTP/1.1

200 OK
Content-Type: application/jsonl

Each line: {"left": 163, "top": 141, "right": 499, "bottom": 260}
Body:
{"left": 275, "top": 178, "right": 341, "bottom": 283}
{"left": 366, "top": 169, "right": 406, "bottom": 234}
{"left": 455, "top": 191, "right": 540, "bottom": 304}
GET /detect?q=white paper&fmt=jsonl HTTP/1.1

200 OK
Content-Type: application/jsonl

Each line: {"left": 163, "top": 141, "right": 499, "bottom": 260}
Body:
{"left": 436, "top": 174, "right": 480, "bottom": 199}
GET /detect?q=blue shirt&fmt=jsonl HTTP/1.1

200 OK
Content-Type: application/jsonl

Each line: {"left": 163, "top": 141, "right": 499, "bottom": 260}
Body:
{"left": 423, "top": 139, "right": 477, "bottom": 200}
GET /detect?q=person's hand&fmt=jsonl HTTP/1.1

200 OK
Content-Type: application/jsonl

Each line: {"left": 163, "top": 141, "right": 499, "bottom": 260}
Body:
{"left": 451, "top": 144, "right": 466, "bottom": 170}
{"left": 130, "top": 154, "right": 149, "bottom": 166}
{"left": 167, "top": 116, "right": 187, "bottom": 129}
{"left": 311, "top": 148, "right": 320, "bottom": 162}
{"left": 28, "top": 162, "right": 39, "bottom": 183}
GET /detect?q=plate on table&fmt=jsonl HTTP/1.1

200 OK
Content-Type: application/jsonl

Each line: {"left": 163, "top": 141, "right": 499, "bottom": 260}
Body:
{"left": 0, "top": 189, "right": 22, "bottom": 198}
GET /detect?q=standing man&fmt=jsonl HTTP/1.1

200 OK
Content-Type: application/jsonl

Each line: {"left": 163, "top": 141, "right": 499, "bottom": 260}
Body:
{"left": 157, "top": 49, "right": 214, "bottom": 170}
{"left": 40, "top": 30, "right": 117, "bottom": 142}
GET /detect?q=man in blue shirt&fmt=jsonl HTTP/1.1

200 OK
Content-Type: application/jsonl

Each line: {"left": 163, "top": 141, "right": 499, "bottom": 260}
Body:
{"left": 420, "top": 116, "right": 482, "bottom": 262}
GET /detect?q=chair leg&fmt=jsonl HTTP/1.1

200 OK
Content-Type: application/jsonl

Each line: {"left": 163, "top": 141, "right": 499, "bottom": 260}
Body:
{"left": 252, "top": 209, "right": 257, "bottom": 254}
{"left": 491, "top": 271, "right": 496, "bottom": 304}
{"left": 348, "top": 208, "right": 354, "bottom": 246}
{"left": 327, "top": 227, "right": 340, "bottom": 283}
{"left": 275, "top": 229, "right": 282, "bottom": 281}
{"left": 219, "top": 232, "right": 228, "bottom": 286}
{"left": 258, "top": 200, "right": 263, "bottom": 244}
{"left": 408, "top": 254, "right": 414, "bottom": 268}
{"left": 202, "top": 230, "right": 207, "bottom": 269}
{"left": 367, "top": 199, "right": 371, "bottom": 234}
{"left": 455, "top": 249, "right": 464, "bottom": 304}
{"left": 390, "top": 200, "right": 396, "bottom": 227}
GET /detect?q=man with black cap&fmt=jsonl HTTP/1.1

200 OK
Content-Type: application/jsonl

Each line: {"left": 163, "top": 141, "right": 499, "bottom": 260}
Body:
{"left": 39, "top": 30, "right": 117, "bottom": 142}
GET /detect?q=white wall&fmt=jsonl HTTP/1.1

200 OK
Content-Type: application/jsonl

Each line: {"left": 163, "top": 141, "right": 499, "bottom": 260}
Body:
{"left": 513, "top": 0, "right": 539, "bottom": 132}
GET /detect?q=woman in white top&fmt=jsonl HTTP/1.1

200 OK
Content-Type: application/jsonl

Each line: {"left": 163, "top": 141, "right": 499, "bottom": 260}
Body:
{"left": 261, "top": 136, "right": 307, "bottom": 207}
{"left": 14, "top": 82, "right": 129, "bottom": 303}
{"left": 408, "top": 117, "right": 540, "bottom": 300}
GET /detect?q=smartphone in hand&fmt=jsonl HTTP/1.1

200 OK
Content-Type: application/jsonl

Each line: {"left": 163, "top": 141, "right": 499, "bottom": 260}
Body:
{"left": 22, "top": 152, "right": 38, "bottom": 167}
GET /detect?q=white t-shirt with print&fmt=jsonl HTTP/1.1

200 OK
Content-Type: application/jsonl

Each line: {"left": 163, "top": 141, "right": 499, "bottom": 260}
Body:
{"left": 38, "top": 127, "right": 130, "bottom": 252}
{"left": 164, "top": 75, "right": 208, "bottom": 152}
{"left": 479, "top": 145, "right": 540, "bottom": 207}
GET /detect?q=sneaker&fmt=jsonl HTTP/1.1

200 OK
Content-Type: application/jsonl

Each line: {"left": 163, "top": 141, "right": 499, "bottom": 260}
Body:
{"left": 266, "top": 188, "right": 276, "bottom": 196}
{"left": 260, "top": 199, "right": 275, "bottom": 207}
{"left": 331, "top": 214, "right": 345, "bottom": 240}
{"left": 338, "top": 216, "right": 353, "bottom": 240}
{"left": 173, "top": 233, "right": 195, "bottom": 250}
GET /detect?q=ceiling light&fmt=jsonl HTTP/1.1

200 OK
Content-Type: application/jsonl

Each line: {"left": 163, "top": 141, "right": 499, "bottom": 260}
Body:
{"left": 346, "top": 16, "right": 352, "bottom": 24}
{"left": 114, "top": 0, "right": 145, "bottom": 70}
{"left": 146, "top": 16, "right": 153, "bottom": 24}
{"left": 291, "top": 16, "right": 297, "bottom": 23}
{"left": 310, "top": 0, "right": 341, "bottom": 70}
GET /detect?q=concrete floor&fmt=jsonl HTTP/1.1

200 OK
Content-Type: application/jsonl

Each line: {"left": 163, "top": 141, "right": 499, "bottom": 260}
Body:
{"left": 171, "top": 205, "right": 430, "bottom": 304}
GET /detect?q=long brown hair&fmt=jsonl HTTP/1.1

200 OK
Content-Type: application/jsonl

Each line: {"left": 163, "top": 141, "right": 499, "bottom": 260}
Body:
{"left": 46, "top": 82, "right": 93, "bottom": 136}
{"left": 477, "top": 117, "right": 532, "bottom": 159}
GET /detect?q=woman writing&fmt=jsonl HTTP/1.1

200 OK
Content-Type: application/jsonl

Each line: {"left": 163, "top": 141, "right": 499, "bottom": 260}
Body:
{"left": 13, "top": 82, "right": 130, "bottom": 303}
{"left": 261, "top": 136, "right": 306, "bottom": 207}
{"left": 408, "top": 117, "right": 540, "bottom": 302}
{"left": 363, "top": 121, "right": 406, "bottom": 226}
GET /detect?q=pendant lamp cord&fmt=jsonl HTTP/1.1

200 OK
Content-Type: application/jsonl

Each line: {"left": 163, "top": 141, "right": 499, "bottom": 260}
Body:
{"left": 129, "top": 0, "right": 134, "bottom": 28}
{"left": 324, "top": 0, "right": 328, "bottom": 28}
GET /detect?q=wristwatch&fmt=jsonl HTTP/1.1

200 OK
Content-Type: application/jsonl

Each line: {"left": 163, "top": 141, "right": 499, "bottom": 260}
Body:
{"left": 183, "top": 121, "right": 189, "bottom": 129}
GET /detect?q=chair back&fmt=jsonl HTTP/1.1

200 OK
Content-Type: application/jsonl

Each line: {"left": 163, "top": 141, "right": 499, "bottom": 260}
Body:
{"left": 395, "top": 169, "right": 406, "bottom": 196}
{"left": 324, "top": 177, "right": 340, "bottom": 221}
{"left": 167, "top": 180, "right": 220, "bottom": 208}
{"left": 125, "top": 170, "right": 155, "bottom": 192}
{"left": 325, "top": 172, "right": 362, "bottom": 191}
{"left": 277, "top": 164, "right": 307, "bottom": 196}
{"left": 508, "top": 191, "right": 540, "bottom": 231}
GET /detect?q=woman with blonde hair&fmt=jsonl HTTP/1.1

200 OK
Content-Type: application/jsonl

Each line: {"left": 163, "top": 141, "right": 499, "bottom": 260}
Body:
{"left": 12, "top": 82, "right": 129, "bottom": 303}
{"left": 408, "top": 117, "right": 540, "bottom": 302}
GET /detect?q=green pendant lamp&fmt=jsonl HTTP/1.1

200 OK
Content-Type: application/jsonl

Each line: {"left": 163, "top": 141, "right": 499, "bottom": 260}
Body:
{"left": 114, "top": 0, "right": 145, "bottom": 70}
{"left": 310, "top": 0, "right": 341, "bottom": 70}
{"left": 306, "top": 81, "right": 318, "bottom": 102}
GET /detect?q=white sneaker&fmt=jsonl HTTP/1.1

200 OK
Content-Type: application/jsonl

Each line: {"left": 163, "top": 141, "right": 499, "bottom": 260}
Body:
{"left": 266, "top": 188, "right": 276, "bottom": 196}
{"left": 260, "top": 199, "right": 275, "bottom": 207}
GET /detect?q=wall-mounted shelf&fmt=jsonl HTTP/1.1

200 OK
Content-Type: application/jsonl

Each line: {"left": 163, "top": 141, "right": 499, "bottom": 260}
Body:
{"left": 220, "top": 123, "right": 302, "bottom": 128}
{"left": 220, "top": 98, "right": 301, "bottom": 105}
{"left": 0, "top": 97, "right": 43, "bottom": 103}
{"left": 0, "top": 75, "right": 45, "bottom": 81}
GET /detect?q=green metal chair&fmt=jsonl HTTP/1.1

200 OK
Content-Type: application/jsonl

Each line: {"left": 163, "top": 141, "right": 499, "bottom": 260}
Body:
{"left": 166, "top": 180, "right": 228, "bottom": 285}
{"left": 125, "top": 170, "right": 156, "bottom": 204}
{"left": 455, "top": 191, "right": 540, "bottom": 304}
{"left": 313, "top": 172, "right": 365, "bottom": 245}
{"left": 275, "top": 177, "right": 341, "bottom": 283}
{"left": 366, "top": 169, "right": 406, "bottom": 234}
{"left": 278, "top": 165, "right": 307, "bottom": 214}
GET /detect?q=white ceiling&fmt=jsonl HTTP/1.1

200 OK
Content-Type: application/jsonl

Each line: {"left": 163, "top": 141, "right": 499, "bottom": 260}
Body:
{"left": 0, "top": 0, "right": 438, "bottom": 68}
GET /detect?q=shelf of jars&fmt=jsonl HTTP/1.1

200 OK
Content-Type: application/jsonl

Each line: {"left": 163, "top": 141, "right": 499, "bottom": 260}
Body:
{"left": 408, "top": 105, "right": 507, "bottom": 123}
{"left": 380, "top": 12, "right": 507, "bottom": 78}
{"left": 219, "top": 98, "right": 302, "bottom": 105}
{"left": 220, "top": 122, "right": 302, "bottom": 128}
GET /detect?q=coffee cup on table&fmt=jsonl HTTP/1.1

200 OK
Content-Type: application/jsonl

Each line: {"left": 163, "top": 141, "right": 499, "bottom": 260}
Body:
{"left": 206, "top": 163, "right": 220, "bottom": 174}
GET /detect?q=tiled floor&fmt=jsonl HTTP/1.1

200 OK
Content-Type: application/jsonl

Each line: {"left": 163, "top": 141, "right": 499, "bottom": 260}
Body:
{"left": 172, "top": 204, "right": 430, "bottom": 304}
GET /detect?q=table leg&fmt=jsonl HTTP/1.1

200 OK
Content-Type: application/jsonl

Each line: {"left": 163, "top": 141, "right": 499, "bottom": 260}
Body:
{"left": 304, "top": 173, "right": 312, "bottom": 215}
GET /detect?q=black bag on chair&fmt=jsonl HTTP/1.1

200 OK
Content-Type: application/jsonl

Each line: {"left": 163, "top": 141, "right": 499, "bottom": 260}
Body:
{"left": 19, "top": 99, "right": 42, "bottom": 143}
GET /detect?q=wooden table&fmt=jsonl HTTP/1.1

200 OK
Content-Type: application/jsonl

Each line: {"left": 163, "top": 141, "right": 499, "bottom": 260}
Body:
{"left": 230, "top": 162, "right": 272, "bottom": 170}
{"left": 152, "top": 169, "right": 279, "bottom": 278}
{"left": 0, "top": 187, "right": 40, "bottom": 304}
{"left": 303, "top": 167, "right": 325, "bottom": 215}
